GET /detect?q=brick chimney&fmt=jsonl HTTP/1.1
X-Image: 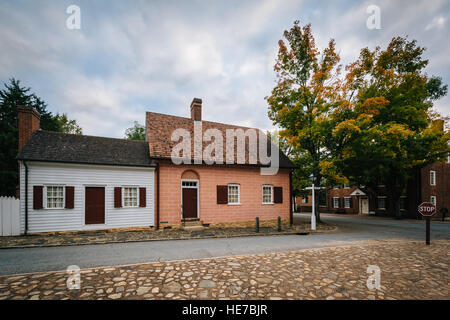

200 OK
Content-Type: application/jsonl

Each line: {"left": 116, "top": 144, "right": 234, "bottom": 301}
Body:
{"left": 18, "top": 106, "right": 40, "bottom": 151}
{"left": 190, "top": 98, "right": 202, "bottom": 121}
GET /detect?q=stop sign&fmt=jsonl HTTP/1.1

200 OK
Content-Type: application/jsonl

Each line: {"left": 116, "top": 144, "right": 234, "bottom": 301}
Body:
{"left": 418, "top": 202, "right": 436, "bottom": 216}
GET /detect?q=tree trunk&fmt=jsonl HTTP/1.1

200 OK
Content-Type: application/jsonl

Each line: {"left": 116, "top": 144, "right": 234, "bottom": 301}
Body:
{"left": 387, "top": 177, "right": 401, "bottom": 219}
{"left": 315, "top": 198, "right": 321, "bottom": 223}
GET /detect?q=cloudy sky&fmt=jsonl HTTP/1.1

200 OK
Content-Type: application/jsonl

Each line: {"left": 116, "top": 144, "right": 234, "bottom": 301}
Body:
{"left": 1, "top": 0, "right": 449, "bottom": 138}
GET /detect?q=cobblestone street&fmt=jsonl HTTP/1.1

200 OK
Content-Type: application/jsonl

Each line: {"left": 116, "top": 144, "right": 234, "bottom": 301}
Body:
{"left": 0, "top": 240, "right": 448, "bottom": 300}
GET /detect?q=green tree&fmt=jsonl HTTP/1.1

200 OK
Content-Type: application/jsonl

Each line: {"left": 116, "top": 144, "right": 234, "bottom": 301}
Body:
{"left": 335, "top": 37, "right": 449, "bottom": 217}
{"left": 125, "top": 121, "right": 146, "bottom": 140}
{"left": 0, "top": 78, "right": 82, "bottom": 196}
{"left": 54, "top": 113, "right": 82, "bottom": 135}
{"left": 266, "top": 21, "right": 345, "bottom": 222}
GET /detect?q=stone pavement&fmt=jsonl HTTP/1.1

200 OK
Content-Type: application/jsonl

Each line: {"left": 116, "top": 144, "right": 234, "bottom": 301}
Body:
{"left": 0, "top": 222, "right": 335, "bottom": 249}
{"left": 0, "top": 240, "right": 448, "bottom": 300}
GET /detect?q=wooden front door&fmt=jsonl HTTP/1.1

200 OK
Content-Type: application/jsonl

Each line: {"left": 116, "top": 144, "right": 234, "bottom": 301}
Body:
{"left": 85, "top": 187, "right": 105, "bottom": 224}
{"left": 182, "top": 188, "right": 198, "bottom": 219}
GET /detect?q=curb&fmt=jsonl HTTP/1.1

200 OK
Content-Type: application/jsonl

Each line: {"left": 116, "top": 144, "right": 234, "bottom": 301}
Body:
{"left": 0, "top": 226, "right": 338, "bottom": 250}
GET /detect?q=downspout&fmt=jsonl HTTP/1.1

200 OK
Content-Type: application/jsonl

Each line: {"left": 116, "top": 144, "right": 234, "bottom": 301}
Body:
{"left": 289, "top": 170, "right": 293, "bottom": 226}
{"left": 23, "top": 161, "right": 29, "bottom": 235}
{"left": 156, "top": 162, "right": 160, "bottom": 229}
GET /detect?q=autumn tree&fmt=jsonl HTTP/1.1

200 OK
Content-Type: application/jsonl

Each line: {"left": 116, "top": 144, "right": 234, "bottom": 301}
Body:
{"left": 267, "top": 22, "right": 449, "bottom": 221}
{"left": 335, "top": 37, "right": 449, "bottom": 218}
{"left": 266, "top": 21, "right": 345, "bottom": 222}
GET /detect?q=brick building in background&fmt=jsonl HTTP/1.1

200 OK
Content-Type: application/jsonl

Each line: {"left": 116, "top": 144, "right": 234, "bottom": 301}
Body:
{"left": 297, "top": 159, "right": 449, "bottom": 220}
{"left": 420, "top": 161, "right": 450, "bottom": 219}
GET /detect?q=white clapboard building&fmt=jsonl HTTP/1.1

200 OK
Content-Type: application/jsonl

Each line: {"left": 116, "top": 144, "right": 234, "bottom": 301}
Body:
{"left": 16, "top": 107, "right": 156, "bottom": 234}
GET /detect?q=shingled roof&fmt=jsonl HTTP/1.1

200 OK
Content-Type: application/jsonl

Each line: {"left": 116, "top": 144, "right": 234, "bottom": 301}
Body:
{"left": 146, "top": 112, "right": 295, "bottom": 169}
{"left": 17, "top": 130, "right": 156, "bottom": 167}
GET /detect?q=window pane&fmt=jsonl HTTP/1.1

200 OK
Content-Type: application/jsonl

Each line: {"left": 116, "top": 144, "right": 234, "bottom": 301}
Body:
{"left": 378, "top": 197, "right": 386, "bottom": 209}
{"left": 46, "top": 186, "right": 64, "bottom": 209}
{"left": 123, "top": 187, "right": 138, "bottom": 207}
{"left": 262, "top": 186, "right": 272, "bottom": 203}
{"left": 123, "top": 187, "right": 137, "bottom": 207}
{"left": 345, "top": 198, "right": 350, "bottom": 208}
{"left": 228, "top": 185, "right": 239, "bottom": 203}
{"left": 333, "top": 198, "right": 339, "bottom": 208}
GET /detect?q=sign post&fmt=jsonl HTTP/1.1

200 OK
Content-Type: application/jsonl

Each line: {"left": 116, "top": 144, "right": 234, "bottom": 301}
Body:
{"left": 305, "top": 184, "right": 323, "bottom": 231}
{"left": 417, "top": 202, "right": 436, "bottom": 245}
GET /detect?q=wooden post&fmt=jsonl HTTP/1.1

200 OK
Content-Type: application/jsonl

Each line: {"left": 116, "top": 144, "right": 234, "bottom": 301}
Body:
{"left": 255, "top": 217, "right": 259, "bottom": 233}
{"left": 426, "top": 217, "right": 430, "bottom": 245}
{"left": 277, "top": 216, "right": 281, "bottom": 232}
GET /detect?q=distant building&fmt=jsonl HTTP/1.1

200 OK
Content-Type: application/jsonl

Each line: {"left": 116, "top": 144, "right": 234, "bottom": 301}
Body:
{"left": 296, "top": 159, "right": 449, "bottom": 220}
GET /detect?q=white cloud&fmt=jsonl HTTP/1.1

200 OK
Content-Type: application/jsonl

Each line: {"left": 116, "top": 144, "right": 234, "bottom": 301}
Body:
{"left": 0, "top": 0, "right": 449, "bottom": 139}
{"left": 425, "top": 16, "right": 446, "bottom": 30}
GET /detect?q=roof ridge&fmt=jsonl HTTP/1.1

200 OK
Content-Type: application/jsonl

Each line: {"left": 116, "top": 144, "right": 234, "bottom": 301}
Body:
{"left": 146, "top": 111, "right": 261, "bottom": 131}
{"left": 37, "top": 130, "right": 147, "bottom": 143}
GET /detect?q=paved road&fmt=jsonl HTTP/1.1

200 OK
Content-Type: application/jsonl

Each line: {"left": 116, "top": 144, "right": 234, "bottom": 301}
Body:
{"left": 0, "top": 214, "right": 448, "bottom": 276}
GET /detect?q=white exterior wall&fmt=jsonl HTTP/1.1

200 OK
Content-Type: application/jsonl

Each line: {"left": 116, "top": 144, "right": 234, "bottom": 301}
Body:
{"left": 19, "top": 161, "right": 155, "bottom": 234}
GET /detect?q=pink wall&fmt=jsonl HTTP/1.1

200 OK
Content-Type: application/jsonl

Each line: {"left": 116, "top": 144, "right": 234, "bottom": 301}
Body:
{"left": 158, "top": 161, "right": 291, "bottom": 225}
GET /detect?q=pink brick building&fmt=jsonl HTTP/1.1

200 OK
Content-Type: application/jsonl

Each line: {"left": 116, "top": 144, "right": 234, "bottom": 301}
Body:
{"left": 147, "top": 98, "right": 295, "bottom": 228}
{"left": 157, "top": 161, "right": 291, "bottom": 226}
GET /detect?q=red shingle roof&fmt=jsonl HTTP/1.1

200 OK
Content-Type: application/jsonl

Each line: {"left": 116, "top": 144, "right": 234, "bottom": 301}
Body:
{"left": 145, "top": 111, "right": 294, "bottom": 168}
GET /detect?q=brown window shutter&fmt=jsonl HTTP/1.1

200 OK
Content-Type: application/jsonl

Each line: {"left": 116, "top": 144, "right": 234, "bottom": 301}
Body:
{"left": 65, "top": 186, "right": 74, "bottom": 209}
{"left": 33, "top": 186, "right": 43, "bottom": 209}
{"left": 217, "top": 185, "right": 228, "bottom": 204}
{"left": 274, "top": 187, "right": 283, "bottom": 203}
{"left": 139, "top": 187, "right": 146, "bottom": 207}
{"left": 114, "top": 187, "right": 122, "bottom": 208}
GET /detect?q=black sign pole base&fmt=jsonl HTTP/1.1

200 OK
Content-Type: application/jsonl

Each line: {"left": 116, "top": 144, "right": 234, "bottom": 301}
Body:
{"left": 426, "top": 217, "right": 430, "bottom": 245}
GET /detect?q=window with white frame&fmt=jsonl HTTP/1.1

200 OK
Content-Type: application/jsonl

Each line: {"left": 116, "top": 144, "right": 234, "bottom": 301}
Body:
{"left": 262, "top": 185, "right": 273, "bottom": 204}
{"left": 46, "top": 186, "right": 64, "bottom": 209}
{"left": 227, "top": 184, "right": 240, "bottom": 204}
{"left": 344, "top": 197, "right": 351, "bottom": 208}
{"left": 302, "top": 196, "right": 308, "bottom": 204}
{"left": 377, "top": 197, "right": 386, "bottom": 209}
{"left": 430, "top": 171, "right": 436, "bottom": 186}
{"left": 430, "top": 196, "right": 436, "bottom": 205}
{"left": 123, "top": 187, "right": 138, "bottom": 207}
{"left": 344, "top": 183, "right": 351, "bottom": 189}
{"left": 333, "top": 185, "right": 340, "bottom": 189}
{"left": 447, "top": 153, "right": 450, "bottom": 163}
{"left": 333, "top": 197, "right": 339, "bottom": 208}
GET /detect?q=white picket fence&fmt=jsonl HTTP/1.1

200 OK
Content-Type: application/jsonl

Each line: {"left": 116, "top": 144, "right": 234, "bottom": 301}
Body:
{"left": 0, "top": 197, "right": 20, "bottom": 236}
